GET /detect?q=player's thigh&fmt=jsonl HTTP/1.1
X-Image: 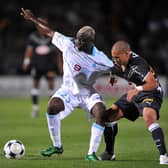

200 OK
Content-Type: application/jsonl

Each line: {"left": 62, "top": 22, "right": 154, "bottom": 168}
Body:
{"left": 85, "top": 93, "right": 105, "bottom": 112}
{"left": 81, "top": 93, "right": 105, "bottom": 119}
{"left": 51, "top": 88, "right": 79, "bottom": 120}
{"left": 140, "top": 96, "right": 162, "bottom": 120}
{"left": 115, "top": 94, "right": 139, "bottom": 121}
{"left": 142, "top": 107, "right": 158, "bottom": 127}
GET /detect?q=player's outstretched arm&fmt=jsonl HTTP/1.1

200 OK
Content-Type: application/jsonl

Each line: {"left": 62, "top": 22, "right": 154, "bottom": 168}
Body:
{"left": 20, "top": 8, "right": 55, "bottom": 38}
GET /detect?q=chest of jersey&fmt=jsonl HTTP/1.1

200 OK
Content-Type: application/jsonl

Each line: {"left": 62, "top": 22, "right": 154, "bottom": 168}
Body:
{"left": 122, "top": 54, "right": 150, "bottom": 86}
{"left": 123, "top": 65, "right": 145, "bottom": 85}
{"left": 63, "top": 46, "right": 110, "bottom": 85}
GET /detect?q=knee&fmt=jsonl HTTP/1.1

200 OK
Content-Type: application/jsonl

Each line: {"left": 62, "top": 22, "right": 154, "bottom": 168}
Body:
{"left": 144, "top": 117, "right": 156, "bottom": 128}
{"left": 104, "top": 107, "right": 120, "bottom": 122}
{"left": 143, "top": 107, "right": 157, "bottom": 127}
{"left": 91, "top": 102, "right": 106, "bottom": 124}
{"left": 47, "top": 97, "right": 64, "bottom": 115}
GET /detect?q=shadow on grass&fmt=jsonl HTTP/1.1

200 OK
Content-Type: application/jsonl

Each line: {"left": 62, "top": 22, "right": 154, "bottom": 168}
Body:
{"left": 0, "top": 153, "right": 157, "bottom": 163}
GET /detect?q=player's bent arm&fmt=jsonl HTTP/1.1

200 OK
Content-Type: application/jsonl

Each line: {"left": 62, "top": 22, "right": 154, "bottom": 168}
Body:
{"left": 20, "top": 8, "right": 55, "bottom": 38}
{"left": 136, "top": 71, "right": 159, "bottom": 91}
{"left": 31, "top": 18, "right": 54, "bottom": 38}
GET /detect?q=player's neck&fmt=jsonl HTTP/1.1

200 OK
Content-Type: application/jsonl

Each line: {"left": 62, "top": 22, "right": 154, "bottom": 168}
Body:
{"left": 82, "top": 45, "right": 93, "bottom": 54}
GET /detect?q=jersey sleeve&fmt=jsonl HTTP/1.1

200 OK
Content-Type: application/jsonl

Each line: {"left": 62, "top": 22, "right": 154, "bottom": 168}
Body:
{"left": 51, "top": 32, "right": 71, "bottom": 52}
{"left": 111, "top": 64, "right": 123, "bottom": 77}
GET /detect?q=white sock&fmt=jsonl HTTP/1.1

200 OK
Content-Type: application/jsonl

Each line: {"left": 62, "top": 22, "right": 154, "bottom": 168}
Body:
{"left": 46, "top": 113, "right": 62, "bottom": 148}
{"left": 148, "top": 123, "right": 160, "bottom": 132}
{"left": 88, "top": 122, "right": 105, "bottom": 155}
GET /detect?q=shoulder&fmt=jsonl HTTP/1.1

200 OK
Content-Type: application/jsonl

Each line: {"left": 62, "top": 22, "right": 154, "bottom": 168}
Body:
{"left": 92, "top": 46, "right": 106, "bottom": 57}
{"left": 52, "top": 32, "right": 73, "bottom": 46}
{"left": 28, "top": 32, "right": 39, "bottom": 43}
{"left": 29, "top": 31, "right": 37, "bottom": 39}
{"left": 130, "top": 51, "right": 148, "bottom": 66}
{"left": 53, "top": 32, "right": 72, "bottom": 41}
{"left": 92, "top": 46, "right": 113, "bottom": 67}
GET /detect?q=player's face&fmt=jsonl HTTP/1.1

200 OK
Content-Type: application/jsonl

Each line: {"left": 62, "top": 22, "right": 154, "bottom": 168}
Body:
{"left": 111, "top": 49, "right": 129, "bottom": 66}
{"left": 75, "top": 38, "right": 93, "bottom": 52}
{"left": 75, "top": 26, "right": 95, "bottom": 52}
{"left": 75, "top": 38, "right": 84, "bottom": 50}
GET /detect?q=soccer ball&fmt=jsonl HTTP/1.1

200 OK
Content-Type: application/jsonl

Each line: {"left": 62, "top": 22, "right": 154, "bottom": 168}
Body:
{"left": 3, "top": 139, "right": 25, "bottom": 159}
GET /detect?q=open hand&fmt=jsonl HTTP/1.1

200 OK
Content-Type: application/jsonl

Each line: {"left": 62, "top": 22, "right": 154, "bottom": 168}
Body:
{"left": 20, "top": 8, "right": 35, "bottom": 21}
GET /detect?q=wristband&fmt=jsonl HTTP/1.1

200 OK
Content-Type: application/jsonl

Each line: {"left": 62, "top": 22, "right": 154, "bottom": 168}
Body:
{"left": 136, "top": 86, "right": 143, "bottom": 91}
{"left": 23, "top": 58, "right": 30, "bottom": 65}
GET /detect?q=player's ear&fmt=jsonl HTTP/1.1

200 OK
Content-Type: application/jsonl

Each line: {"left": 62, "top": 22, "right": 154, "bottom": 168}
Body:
{"left": 126, "top": 50, "right": 131, "bottom": 56}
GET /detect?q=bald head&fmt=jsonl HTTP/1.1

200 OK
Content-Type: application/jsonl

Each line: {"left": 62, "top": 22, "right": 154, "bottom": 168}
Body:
{"left": 112, "top": 40, "right": 131, "bottom": 53}
{"left": 111, "top": 40, "right": 131, "bottom": 66}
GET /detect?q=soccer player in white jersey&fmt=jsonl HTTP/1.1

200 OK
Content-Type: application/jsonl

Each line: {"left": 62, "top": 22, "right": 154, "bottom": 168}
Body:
{"left": 20, "top": 8, "right": 118, "bottom": 160}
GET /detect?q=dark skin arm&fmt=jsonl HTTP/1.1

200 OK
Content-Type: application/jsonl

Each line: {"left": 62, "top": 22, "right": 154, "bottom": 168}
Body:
{"left": 20, "top": 8, "right": 54, "bottom": 38}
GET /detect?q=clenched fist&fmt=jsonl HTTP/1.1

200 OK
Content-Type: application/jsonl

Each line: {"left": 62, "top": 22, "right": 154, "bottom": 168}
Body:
{"left": 20, "top": 8, "right": 35, "bottom": 21}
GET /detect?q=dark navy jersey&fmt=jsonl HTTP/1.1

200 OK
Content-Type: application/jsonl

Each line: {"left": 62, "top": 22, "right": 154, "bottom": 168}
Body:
{"left": 111, "top": 51, "right": 163, "bottom": 94}
{"left": 113, "top": 52, "right": 163, "bottom": 121}
{"left": 122, "top": 52, "right": 150, "bottom": 86}
{"left": 27, "top": 31, "right": 57, "bottom": 71}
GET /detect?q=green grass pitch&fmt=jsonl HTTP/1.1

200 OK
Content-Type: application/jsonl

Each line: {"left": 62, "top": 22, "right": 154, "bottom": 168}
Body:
{"left": 0, "top": 97, "right": 167, "bottom": 168}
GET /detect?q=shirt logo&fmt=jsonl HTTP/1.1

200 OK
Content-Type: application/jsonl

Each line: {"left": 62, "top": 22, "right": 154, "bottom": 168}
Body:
{"left": 35, "top": 45, "right": 50, "bottom": 55}
{"left": 142, "top": 98, "right": 154, "bottom": 105}
{"left": 74, "top": 64, "right": 81, "bottom": 71}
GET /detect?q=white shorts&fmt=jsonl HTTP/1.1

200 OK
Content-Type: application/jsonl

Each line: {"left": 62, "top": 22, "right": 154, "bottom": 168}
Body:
{"left": 50, "top": 87, "right": 105, "bottom": 120}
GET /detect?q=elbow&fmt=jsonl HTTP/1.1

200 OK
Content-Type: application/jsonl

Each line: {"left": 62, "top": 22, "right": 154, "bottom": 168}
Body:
{"left": 143, "top": 79, "right": 159, "bottom": 91}
{"left": 154, "top": 79, "right": 159, "bottom": 89}
{"left": 150, "top": 79, "right": 159, "bottom": 90}
{"left": 48, "top": 31, "right": 54, "bottom": 38}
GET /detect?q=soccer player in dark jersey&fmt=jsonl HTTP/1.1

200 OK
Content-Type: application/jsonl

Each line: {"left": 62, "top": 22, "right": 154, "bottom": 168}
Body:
{"left": 99, "top": 40, "right": 168, "bottom": 164}
{"left": 22, "top": 17, "right": 63, "bottom": 118}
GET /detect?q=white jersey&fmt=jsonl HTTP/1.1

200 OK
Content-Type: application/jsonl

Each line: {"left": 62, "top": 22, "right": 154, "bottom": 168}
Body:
{"left": 52, "top": 32, "right": 114, "bottom": 95}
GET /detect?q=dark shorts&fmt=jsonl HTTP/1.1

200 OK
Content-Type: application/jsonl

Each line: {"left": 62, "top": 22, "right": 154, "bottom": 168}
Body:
{"left": 115, "top": 90, "right": 163, "bottom": 121}
{"left": 31, "top": 68, "right": 56, "bottom": 80}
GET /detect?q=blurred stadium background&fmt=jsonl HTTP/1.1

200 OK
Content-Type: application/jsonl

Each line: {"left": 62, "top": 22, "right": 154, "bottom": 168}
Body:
{"left": 0, "top": 0, "right": 167, "bottom": 97}
{"left": 0, "top": 2, "right": 168, "bottom": 167}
